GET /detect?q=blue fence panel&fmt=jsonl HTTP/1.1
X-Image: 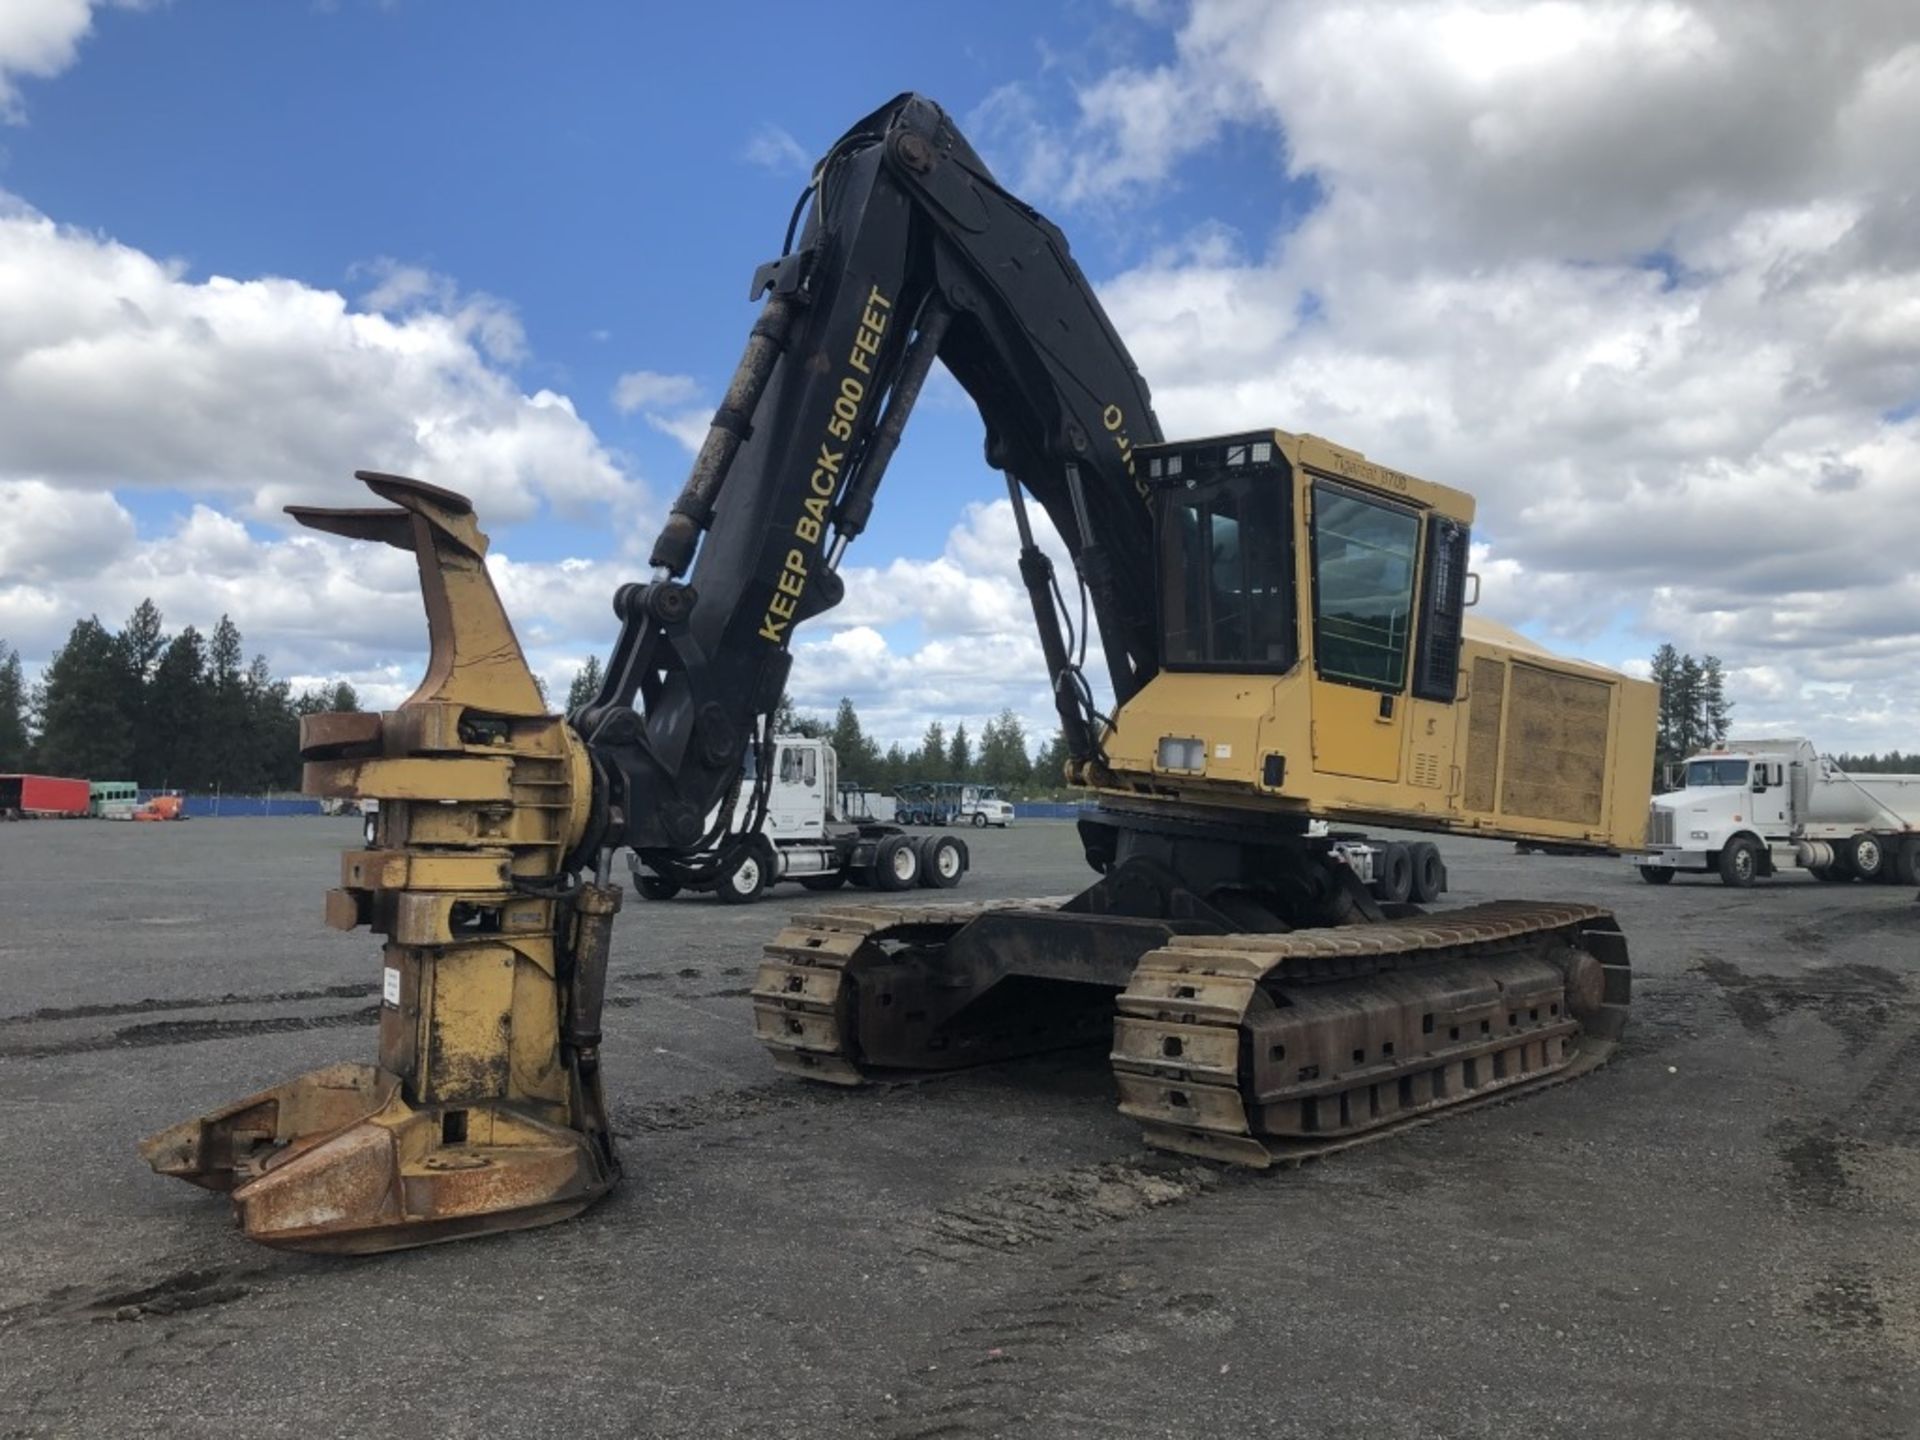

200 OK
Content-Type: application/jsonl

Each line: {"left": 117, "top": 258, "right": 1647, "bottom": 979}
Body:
{"left": 160, "top": 794, "right": 327, "bottom": 818}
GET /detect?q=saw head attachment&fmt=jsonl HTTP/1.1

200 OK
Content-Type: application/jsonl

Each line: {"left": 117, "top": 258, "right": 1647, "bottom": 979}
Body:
{"left": 141, "top": 471, "right": 621, "bottom": 1253}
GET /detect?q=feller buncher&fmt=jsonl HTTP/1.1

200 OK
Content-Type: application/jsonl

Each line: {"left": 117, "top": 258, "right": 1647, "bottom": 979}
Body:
{"left": 142, "top": 95, "right": 1656, "bottom": 1252}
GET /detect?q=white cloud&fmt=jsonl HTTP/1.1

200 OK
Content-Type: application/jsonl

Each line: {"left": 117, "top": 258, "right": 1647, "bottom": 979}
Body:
{"left": 612, "top": 369, "right": 710, "bottom": 454}
{"left": 0, "top": 200, "right": 634, "bottom": 524}
{"left": 0, "top": 486, "right": 637, "bottom": 717}
{"left": 353, "top": 257, "right": 526, "bottom": 363}
{"left": 983, "top": 0, "right": 1920, "bottom": 753}
{"left": 0, "top": 194, "right": 657, "bottom": 724}
{"left": 0, "top": 0, "right": 150, "bottom": 121}
{"left": 611, "top": 370, "right": 700, "bottom": 413}
{"left": 0, "top": 478, "right": 136, "bottom": 582}
{"left": 741, "top": 122, "right": 811, "bottom": 175}
{"left": 787, "top": 499, "right": 1095, "bottom": 753}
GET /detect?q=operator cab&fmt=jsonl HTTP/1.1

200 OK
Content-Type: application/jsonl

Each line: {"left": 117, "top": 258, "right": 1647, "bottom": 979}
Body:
{"left": 1138, "top": 427, "right": 1473, "bottom": 703}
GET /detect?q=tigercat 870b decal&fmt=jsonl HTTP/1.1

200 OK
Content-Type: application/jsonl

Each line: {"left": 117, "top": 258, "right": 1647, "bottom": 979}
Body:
{"left": 758, "top": 284, "right": 895, "bottom": 644}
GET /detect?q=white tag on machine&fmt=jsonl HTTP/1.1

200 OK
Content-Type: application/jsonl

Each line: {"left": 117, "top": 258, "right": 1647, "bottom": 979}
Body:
{"left": 382, "top": 966, "right": 402, "bottom": 1007}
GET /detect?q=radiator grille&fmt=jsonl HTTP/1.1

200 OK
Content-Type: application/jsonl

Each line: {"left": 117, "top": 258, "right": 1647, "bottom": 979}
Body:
{"left": 1463, "top": 658, "right": 1506, "bottom": 812}
{"left": 1647, "top": 807, "right": 1674, "bottom": 847}
{"left": 1499, "top": 663, "right": 1610, "bottom": 826}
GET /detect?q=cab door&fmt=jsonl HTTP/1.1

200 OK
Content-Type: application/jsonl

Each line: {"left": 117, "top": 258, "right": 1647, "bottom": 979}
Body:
{"left": 1306, "top": 482, "right": 1420, "bottom": 783}
{"left": 1751, "top": 759, "right": 1790, "bottom": 839}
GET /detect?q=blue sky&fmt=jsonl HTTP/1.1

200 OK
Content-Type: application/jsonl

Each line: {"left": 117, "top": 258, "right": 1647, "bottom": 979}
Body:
{"left": 2, "top": 1, "right": 1916, "bottom": 754}
{"left": 8, "top": 0, "right": 1251, "bottom": 565}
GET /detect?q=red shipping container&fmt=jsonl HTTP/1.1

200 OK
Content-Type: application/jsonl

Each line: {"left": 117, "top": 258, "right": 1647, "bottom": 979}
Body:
{"left": 0, "top": 774, "right": 92, "bottom": 817}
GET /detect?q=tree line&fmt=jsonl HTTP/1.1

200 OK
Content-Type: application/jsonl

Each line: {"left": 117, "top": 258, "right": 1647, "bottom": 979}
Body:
{"left": 1829, "top": 752, "right": 1920, "bottom": 775}
{"left": 18, "top": 613, "right": 1898, "bottom": 799}
{"left": 0, "top": 601, "right": 357, "bottom": 792}
{"left": 563, "top": 655, "right": 1069, "bottom": 795}
{"left": 776, "top": 695, "right": 1068, "bottom": 794}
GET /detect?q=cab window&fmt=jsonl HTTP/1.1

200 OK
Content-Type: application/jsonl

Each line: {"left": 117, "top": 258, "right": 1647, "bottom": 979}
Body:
{"left": 778, "top": 748, "right": 818, "bottom": 786}
{"left": 1159, "top": 475, "right": 1294, "bottom": 670}
{"left": 1311, "top": 484, "right": 1419, "bottom": 691}
{"left": 1683, "top": 759, "right": 1748, "bottom": 787}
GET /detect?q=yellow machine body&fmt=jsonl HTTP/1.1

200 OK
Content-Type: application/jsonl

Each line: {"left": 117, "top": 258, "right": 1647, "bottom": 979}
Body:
{"left": 1093, "top": 430, "right": 1657, "bottom": 852}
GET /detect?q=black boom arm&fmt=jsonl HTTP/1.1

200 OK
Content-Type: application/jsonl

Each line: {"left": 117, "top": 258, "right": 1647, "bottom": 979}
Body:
{"left": 572, "top": 93, "right": 1162, "bottom": 867}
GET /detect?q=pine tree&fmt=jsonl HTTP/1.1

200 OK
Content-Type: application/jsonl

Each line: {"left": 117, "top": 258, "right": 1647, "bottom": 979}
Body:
{"left": 1700, "top": 654, "right": 1731, "bottom": 745}
{"left": 1649, "top": 644, "right": 1681, "bottom": 771}
{"left": 329, "top": 681, "right": 361, "bottom": 713}
{"left": 33, "top": 618, "right": 135, "bottom": 777}
{"left": 242, "top": 654, "right": 300, "bottom": 790}
{"left": 119, "top": 599, "right": 166, "bottom": 681}
{"left": 977, "top": 708, "right": 1033, "bottom": 788}
{"left": 0, "top": 641, "right": 29, "bottom": 770}
{"left": 880, "top": 742, "right": 907, "bottom": 789}
{"left": 148, "top": 627, "right": 209, "bottom": 789}
{"left": 998, "top": 709, "right": 1031, "bottom": 788}
{"left": 209, "top": 615, "right": 243, "bottom": 689}
{"left": 772, "top": 693, "right": 828, "bottom": 738}
{"left": 118, "top": 599, "right": 169, "bottom": 783}
{"left": 1032, "top": 730, "right": 1071, "bottom": 791}
{"left": 205, "top": 616, "right": 248, "bottom": 790}
{"left": 829, "top": 697, "right": 881, "bottom": 776}
{"left": 917, "top": 721, "right": 945, "bottom": 781}
{"left": 947, "top": 723, "right": 972, "bottom": 781}
{"left": 1673, "top": 655, "right": 1704, "bottom": 760}
{"left": 566, "top": 655, "right": 604, "bottom": 713}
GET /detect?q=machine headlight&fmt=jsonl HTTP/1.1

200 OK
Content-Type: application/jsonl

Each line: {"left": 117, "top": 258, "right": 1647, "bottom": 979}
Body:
{"left": 1157, "top": 737, "right": 1206, "bottom": 772}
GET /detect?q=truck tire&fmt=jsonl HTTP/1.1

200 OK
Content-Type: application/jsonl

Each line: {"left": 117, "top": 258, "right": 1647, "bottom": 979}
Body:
{"left": 635, "top": 873, "right": 680, "bottom": 901}
{"left": 1376, "top": 842, "right": 1414, "bottom": 904}
{"left": 1809, "top": 863, "right": 1850, "bottom": 882}
{"left": 1638, "top": 866, "right": 1675, "bottom": 885}
{"left": 715, "top": 845, "right": 768, "bottom": 904}
{"left": 1717, "top": 837, "right": 1760, "bottom": 888}
{"left": 1893, "top": 837, "right": 1920, "bottom": 887}
{"left": 874, "top": 833, "right": 920, "bottom": 891}
{"left": 799, "top": 871, "right": 848, "bottom": 891}
{"left": 1848, "top": 834, "right": 1886, "bottom": 883}
{"left": 920, "top": 834, "right": 966, "bottom": 889}
{"left": 971, "top": 811, "right": 988, "bottom": 828}
{"left": 1408, "top": 842, "right": 1445, "bottom": 903}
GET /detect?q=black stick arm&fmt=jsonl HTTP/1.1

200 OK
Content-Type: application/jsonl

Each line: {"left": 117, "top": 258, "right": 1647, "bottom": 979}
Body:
{"left": 575, "top": 93, "right": 1162, "bottom": 863}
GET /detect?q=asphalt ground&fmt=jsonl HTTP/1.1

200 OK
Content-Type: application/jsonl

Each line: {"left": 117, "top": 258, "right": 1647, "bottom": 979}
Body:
{"left": 1, "top": 816, "right": 1916, "bottom": 1439}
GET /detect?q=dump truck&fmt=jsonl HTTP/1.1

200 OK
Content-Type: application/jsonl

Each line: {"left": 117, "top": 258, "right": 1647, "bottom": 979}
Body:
{"left": 1629, "top": 737, "right": 1920, "bottom": 886}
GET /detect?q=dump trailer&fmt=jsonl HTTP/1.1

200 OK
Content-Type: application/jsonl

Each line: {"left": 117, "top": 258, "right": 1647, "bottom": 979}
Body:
{"left": 145, "top": 93, "right": 1654, "bottom": 1254}
{"left": 1629, "top": 738, "right": 1920, "bottom": 886}
{"left": 0, "top": 774, "right": 91, "bottom": 819}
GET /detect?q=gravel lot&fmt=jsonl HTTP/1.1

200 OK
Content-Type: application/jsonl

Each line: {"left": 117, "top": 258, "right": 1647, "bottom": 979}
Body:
{"left": 2, "top": 816, "right": 1916, "bottom": 1439}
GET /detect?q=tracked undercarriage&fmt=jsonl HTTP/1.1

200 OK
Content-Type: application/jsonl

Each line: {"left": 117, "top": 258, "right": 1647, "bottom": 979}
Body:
{"left": 753, "top": 863, "right": 1630, "bottom": 1166}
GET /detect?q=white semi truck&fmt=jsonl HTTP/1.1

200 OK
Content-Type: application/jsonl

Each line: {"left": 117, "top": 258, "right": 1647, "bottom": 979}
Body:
{"left": 1627, "top": 737, "right": 1920, "bottom": 887}
{"left": 628, "top": 736, "right": 969, "bottom": 903}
